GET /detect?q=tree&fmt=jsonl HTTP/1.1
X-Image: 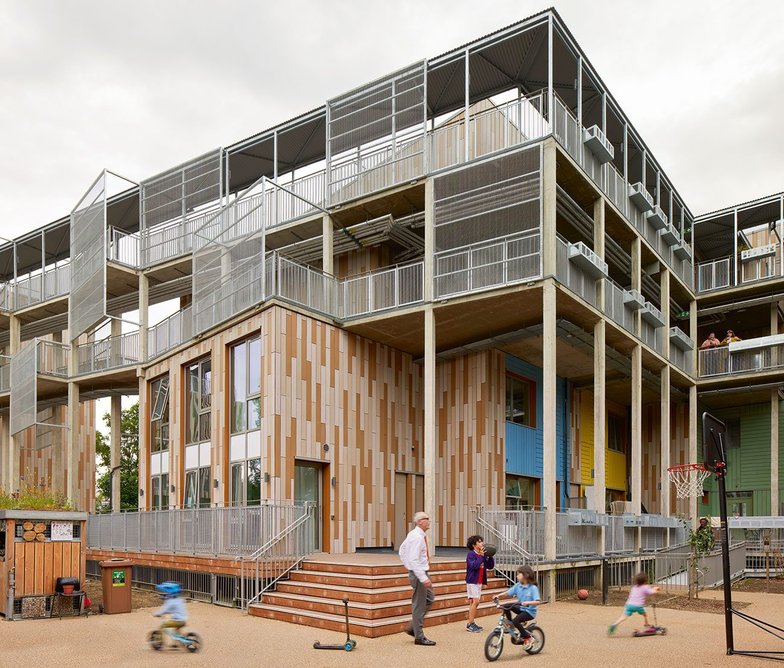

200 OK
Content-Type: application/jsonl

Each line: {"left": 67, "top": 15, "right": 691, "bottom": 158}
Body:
{"left": 687, "top": 520, "right": 715, "bottom": 599}
{"left": 95, "top": 403, "right": 139, "bottom": 511}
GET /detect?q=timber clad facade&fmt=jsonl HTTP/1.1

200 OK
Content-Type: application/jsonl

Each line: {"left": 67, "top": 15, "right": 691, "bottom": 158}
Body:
{"left": 0, "top": 9, "right": 783, "bottom": 608}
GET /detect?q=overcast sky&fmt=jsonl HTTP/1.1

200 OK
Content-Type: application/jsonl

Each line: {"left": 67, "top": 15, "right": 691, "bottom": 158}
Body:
{"left": 1, "top": 0, "right": 783, "bottom": 239}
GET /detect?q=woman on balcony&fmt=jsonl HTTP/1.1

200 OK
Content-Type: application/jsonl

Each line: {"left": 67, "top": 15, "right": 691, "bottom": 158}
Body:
{"left": 721, "top": 330, "right": 742, "bottom": 345}
{"left": 700, "top": 332, "right": 721, "bottom": 349}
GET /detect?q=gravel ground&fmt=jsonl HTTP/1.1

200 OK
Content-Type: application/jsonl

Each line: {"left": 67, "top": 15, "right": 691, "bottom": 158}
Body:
{"left": 570, "top": 587, "right": 752, "bottom": 614}
{"left": 2, "top": 588, "right": 780, "bottom": 666}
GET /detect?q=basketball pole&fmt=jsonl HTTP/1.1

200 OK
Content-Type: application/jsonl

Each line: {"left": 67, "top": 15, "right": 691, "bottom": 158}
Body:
{"left": 716, "top": 462, "right": 734, "bottom": 655}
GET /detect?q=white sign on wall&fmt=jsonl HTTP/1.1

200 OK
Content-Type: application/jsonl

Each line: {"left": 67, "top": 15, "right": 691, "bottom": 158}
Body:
{"left": 50, "top": 522, "right": 73, "bottom": 541}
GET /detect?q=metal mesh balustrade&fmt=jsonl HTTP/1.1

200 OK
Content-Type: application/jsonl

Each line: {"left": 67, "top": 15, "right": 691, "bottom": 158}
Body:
{"left": 192, "top": 177, "right": 269, "bottom": 336}
{"left": 141, "top": 150, "right": 223, "bottom": 267}
{"left": 10, "top": 341, "right": 37, "bottom": 435}
{"left": 327, "top": 62, "right": 426, "bottom": 206}
{"left": 69, "top": 173, "right": 107, "bottom": 340}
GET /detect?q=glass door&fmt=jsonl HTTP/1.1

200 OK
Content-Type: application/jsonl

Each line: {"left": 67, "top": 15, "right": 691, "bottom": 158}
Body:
{"left": 295, "top": 462, "right": 322, "bottom": 551}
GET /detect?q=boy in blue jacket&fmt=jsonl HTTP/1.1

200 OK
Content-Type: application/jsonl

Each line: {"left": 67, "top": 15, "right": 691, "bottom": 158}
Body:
{"left": 465, "top": 535, "right": 495, "bottom": 632}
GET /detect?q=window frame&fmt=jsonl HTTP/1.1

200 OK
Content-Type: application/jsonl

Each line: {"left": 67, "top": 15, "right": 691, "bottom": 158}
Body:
{"left": 150, "top": 375, "right": 170, "bottom": 455}
{"left": 230, "top": 457, "right": 261, "bottom": 507}
{"left": 230, "top": 336, "right": 262, "bottom": 435}
{"left": 505, "top": 372, "right": 536, "bottom": 428}
{"left": 185, "top": 357, "right": 212, "bottom": 446}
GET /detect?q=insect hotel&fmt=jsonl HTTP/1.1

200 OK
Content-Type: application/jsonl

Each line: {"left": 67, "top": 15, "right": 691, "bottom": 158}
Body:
{"left": 0, "top": 510, "right": 88, "bottom": 619}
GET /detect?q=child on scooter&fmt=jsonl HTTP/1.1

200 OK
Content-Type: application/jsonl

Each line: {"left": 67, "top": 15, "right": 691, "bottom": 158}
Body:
{"left": 154, "top": 581, "right": 188, "bottom": 632}
{"left": 608, "top": 571, "right": 659, "bottom": 635}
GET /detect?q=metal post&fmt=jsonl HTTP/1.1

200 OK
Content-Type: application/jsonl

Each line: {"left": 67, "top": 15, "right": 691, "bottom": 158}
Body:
{"left": 717, "top": 467, "right": 734, "bottom": 654}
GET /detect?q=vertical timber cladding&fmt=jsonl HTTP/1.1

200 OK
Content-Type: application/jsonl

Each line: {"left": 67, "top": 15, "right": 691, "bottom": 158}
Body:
{"left": 69, "top": 172, "right": 108, "bottom": 341}
{"left": 140, "top": 150, "right": 223, "bottom": 267}
{"left": 641, "top": 402, "right": 691, "bottom": 516}
{"left": 191, "top": 173, "right": 268, "bottom": 337}
{"left": 432, "top": 146, "right": 542, "bottom": 299}
{"left": 327, "top": 62, "right": 427, "bottom": 206}
{"left": 436, "top": 350, "right": 506, "bottom": 547}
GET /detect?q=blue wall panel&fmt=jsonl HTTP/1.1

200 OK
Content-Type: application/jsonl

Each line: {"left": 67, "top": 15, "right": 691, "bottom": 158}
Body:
{"left": 504, "top": 354, "right": 570, "bottom": 508}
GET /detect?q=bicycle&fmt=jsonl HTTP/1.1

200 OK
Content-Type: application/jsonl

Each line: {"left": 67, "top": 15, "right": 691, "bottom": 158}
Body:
{"left": 148, "top": 624, "right": 203, "bottom": 653}
{"left": 484, "top": 597, "right": 545, "bottom": 662}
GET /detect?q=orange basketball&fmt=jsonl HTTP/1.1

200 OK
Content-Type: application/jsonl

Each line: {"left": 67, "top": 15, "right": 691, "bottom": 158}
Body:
{"left": 577, "top": 589, "right": 589, "bottom": 600}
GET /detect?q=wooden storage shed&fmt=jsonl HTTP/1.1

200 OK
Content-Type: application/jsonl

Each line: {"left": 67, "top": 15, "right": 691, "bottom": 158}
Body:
{"left": 0, "top": 510, "right": 88, "bottom": 619}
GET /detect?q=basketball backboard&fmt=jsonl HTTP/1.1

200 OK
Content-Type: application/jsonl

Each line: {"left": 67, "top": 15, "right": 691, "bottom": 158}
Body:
{"left": 702, "top": 412, "right": 727, "bottom": 473}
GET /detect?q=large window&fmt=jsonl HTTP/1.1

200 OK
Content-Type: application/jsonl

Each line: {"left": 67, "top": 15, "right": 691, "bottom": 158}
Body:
{"left": 184, "top": 442, "right": 211, "bottom": 508}
{"left": 230, "top": 337, "right": 261, "bottom": 434}
{"left": 150, "top": 375, "right": 170, "bottom": 510}
{"left": 506, "top": 374, "right": 535, "bottom": 427}
{"left": 186, "top": 358, "right": 211, "bottom": 445}
{"left": 505, "top": 475, "right": 539, "bottom": 509}
{"left": 608, "top": 413, "right": 627, "bottom": 453}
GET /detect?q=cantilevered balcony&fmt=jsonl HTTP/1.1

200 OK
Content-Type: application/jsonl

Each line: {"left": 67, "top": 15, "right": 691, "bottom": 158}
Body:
{"left": 699, "top": 334, "right": 784, "bottom": 378}
{"left": 0, "top": 261, "right": 71, "bottom": 312}
{"left": 76, "top": 331, "right": 140, "bottom": 375}
{"left": 697, "top": 248, "right": 782, "bottom": 294}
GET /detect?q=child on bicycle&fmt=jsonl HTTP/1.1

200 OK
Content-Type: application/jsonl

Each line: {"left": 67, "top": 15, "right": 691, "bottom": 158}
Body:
{"left": 608, "top": 571, "right": 659, "bottom": 635}
{"left": 465, "top": 535, "right": 495, "bottom": 633}
{"left": 495, "top": 565, "right": 541, "bottom": 647}
{"left": 153, "top": 581, "right": 188, "bottom": 632}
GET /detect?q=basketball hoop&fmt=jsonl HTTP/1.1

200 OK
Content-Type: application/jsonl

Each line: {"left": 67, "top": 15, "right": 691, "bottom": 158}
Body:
{"left": 667, "top": 463, "right": 711, "bottom": 498}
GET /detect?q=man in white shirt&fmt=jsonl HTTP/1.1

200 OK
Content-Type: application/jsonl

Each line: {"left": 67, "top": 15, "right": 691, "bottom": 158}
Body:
{"left": 398, "top": 511, "right": 436, "bottom": 645}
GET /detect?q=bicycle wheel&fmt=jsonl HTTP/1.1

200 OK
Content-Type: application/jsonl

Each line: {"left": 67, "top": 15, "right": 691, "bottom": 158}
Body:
{"left": 484, "top": 629, "right": 504, "bottom": 662}
{"left": 148, "top": 629, "right": 164, "bottom": 651}
{"left": 524, "top": 625, "right": 545, "bottom": 654}
{"left": 185, "top": 632, "right": 202, "bottom": 653}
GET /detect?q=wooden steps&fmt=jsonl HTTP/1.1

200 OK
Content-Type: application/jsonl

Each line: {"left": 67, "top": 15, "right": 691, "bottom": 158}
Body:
{"left": 249, "top": 557, "right": 507, "bottom": 637}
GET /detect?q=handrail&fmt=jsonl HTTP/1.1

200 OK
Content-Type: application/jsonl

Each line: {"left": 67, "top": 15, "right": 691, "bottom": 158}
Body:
{"left": 474, "top": 508, "right": 539, "bottom": 586}
{"left": 239, "top": 502, "right": 316, "bottom": 610}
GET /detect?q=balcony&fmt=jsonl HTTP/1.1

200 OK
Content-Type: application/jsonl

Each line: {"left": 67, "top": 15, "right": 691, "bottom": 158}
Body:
{"left": 567, "top": 241, "right": 608, "bottom": 279}
{"left": 75, "top": 331, "right": 140, "bottom": 375}
{"left": 0, "top": 261, "right": 71, "bottom": 312}
{"left": 340, "top": 262, "right": 424, "bottom": 319}
{"left": 646, "top": 206, "right": 668, "bottom": 231}
{"left": 582, "top": 125, "right": 614, "bottom": 164}
{"left": 36, "top": 340, "right": 69, "bottom": 377}
{"left": 699, "top": 334, "right": 784, "bottom": 378}
{"left": 148, "top": 306, "right": 193, "bottom": 360}
{"left": 697, "top": 247, "right": 782, "bottom": 294}
{"left": 434, "top": 230, "right": 541, "bottom": 300}
{"left": 628, "top": 182, "right": 654, "bottom": 212}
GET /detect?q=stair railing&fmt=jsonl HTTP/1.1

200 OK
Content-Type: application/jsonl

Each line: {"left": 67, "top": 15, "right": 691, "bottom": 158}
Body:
{"left": 239, "top": 502, "right": 316, "bottom": 610}
{"left": 473, "top": 507, "right": 541, "bottom": 586}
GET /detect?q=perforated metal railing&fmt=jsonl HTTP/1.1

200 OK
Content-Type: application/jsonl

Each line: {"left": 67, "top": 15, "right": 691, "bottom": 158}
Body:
{"left": 36, "top": 340, "right": 69, "bottom": 377}
{"left": 12, "top": 262, "right": 71, "bottom": 310}
{"left": 70, "top": 172, "right": 108, "bottom": 340}
{"left": 328, "top": 62, "right": 426, "bottom": 207}
{"left": 434, "top": 230, "right": 541, "bottom": 299}
{"left": 555, "top": 236, "right": 598, "bottom": 307}
{"left": 147, "top": 306, "right": 193, "bottom": 360}
{"left": 75, "top": 331, "right": 140, "bottom": 375}
{"left": 340, "top": 261, "right": 424, "bottom": 318}
{"left": 10, "top": 340, "right": 37, "bottom": 434}
{"left": 0, "top": 354, "right": 10, "bottom": 393}
{"left": 603, "top": 280, "right": 635, "bottom": 335}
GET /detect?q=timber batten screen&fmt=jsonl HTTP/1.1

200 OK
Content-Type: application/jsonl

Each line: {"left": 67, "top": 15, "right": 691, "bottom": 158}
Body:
{"left": 10, "top": 341, "right": 37, "bottom": 435}
{"left": 327, "top": 62, "right": 427, "bottom": 206}
{"left": 69, "top": 172, "right": 108, "bottom": 341}
{"left": 140, "top": 150, "right": 223, "bottom": 267}
{"left": 433, "top": 146, "right": 542, "bottom": 298}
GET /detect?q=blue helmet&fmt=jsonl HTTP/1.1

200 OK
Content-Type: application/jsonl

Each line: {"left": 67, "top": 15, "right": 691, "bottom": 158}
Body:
{"left": 156, "top": 581, "right": 182, "bottom": 597}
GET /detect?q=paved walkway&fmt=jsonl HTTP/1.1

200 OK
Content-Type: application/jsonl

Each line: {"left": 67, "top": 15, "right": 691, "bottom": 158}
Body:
{"left": 2, "top": 589, "right": 780, "bottom": 666}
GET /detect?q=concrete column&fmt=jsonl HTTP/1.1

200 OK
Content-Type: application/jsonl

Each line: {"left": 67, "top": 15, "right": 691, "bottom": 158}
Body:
{"left": 322, "top": 214, "right": 333, "bottom": 276}
{"left": 631, "top": 238, "right": 641, "bottom": 337}
{"left": 423, "top": 305, "right": 436, "bottom": 556}
{"left": 543, "top": 280, "right": 557, "bottom": 601}
{"left": 7, "top": 314, "right": 20, "bottom": 493}
{"left": 424, "top": 179, "right": 434, "bottom": 302}
{"left": 110, "top": 321, "right": 122, "bottom": 511}
{"left": 660, "top": 366, "right": 671, "bottom": 518}
{"left": 138, "top": 273, "right": 149, "bottom": 364}
{"left": 66, "top": 381, "right": 80, "bottom": 509}
{"left": 593, "top": 197, "right": 606, "bottom": 525}
{"left": 631, "top": 344, "right": 643, "bottom": 552}
{"left": 690, "top": 299, "right": 698, "bottom": 377}
{"left": 541, "top": 139, "right": 557, "bottom": 277}
{"left": 660, "top": 269, "right": 670, "bottom": 358}
{"left": 772, "top": 389, "right": 780, "bottom": 516}
{"left": 688, "top": 385, "right": 698, "bottom": 525}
